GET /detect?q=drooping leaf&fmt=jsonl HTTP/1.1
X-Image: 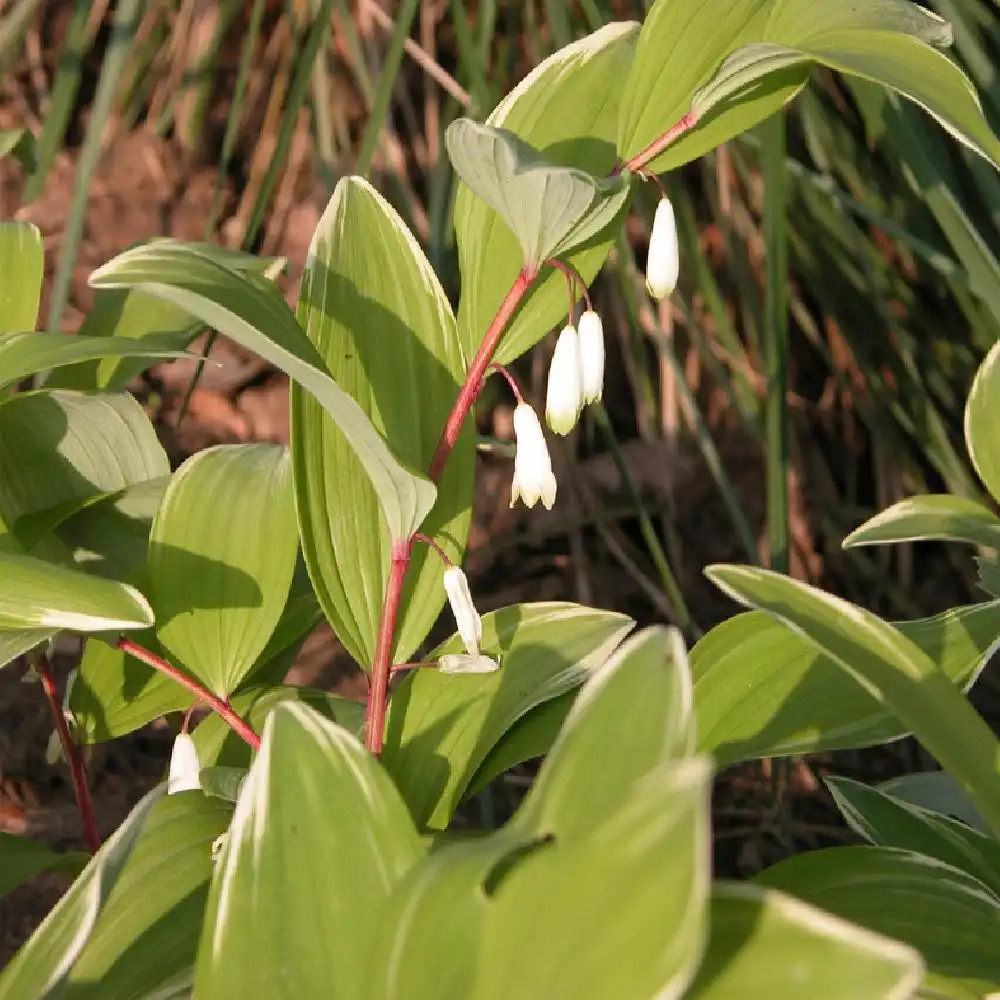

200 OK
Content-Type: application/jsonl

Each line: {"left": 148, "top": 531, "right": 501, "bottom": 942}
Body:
{"left": 966, "top": 338, "right": 1000, "bottom": 506}
{"left": 691, "top": 600, "right": 1000, "bottom": 765}
{"left": 826, "top": 775, "right": 1000, "bottom": 897}
{"left": 147, "top": 444, "right": 298, "bottom": 697}
{"left": 757, "top": 847, "right": 1000, "bottom": 998}
{"left": 0, "top": 222, "right": 43, "bottom": 335}
{"left": 686, "top": 882, "right": 923, "bottom": 999}
{"left": 89, "top": 241, "right": 435, "bottom": 542}
{"left": 65, "top": 793, "right": 232, "bottom": 1000}
{"left": 193, "top": 703, "right": 422, "bottom": 999}
{"left": 0, "top": 786, "right": 164, "bottom": 1000}
{"left": 382, "top": 602, "right": 633, "bottom": 829}
{"left": 0, "top": 550, "right": 153, "bottom": 632}
{"left": 0, "top": 390, "right": 168, "bottom": 549}
{"left": 706, "top": 566, "right": 1000, "bottom": 837}
{"left": 292, "top": 175, "right": 472, "bottom": 669}
{"left": 843, "top": 494, "right": 1000, "bottom": 549}
{"left": 453, "top": 22, "right": 639, "bottom": 365}
{"left": 0, "top": 834, "right": 85, "bottom": 902}
{"left": 880, "top": 771, "right": 989, "bottom": 836}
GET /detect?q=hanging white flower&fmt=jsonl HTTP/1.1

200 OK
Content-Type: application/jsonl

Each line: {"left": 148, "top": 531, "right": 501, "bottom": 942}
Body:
{"left": 510, "top": 402, "right": 557, "bottom": 510}
{"left": 546, "top": 324, "right": 583, "bottom": 435}
{"left": 167, "top": 733, "right": 202, "bottom": 794}
{"left": 578, "top": 310, "right": 605, "bottom": 404}
{"left": 442, "top": 565, "right": 482, "bottom": 656}
{"left": 438, "top": 653, "right": 501, "bottom": 674}
{"left": 646, "top": 196, "right": 680, "bottom": 299}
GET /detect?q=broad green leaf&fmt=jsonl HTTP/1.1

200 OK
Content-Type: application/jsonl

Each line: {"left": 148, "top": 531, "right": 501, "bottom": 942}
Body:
{"left": 706, "top": 565, "right": 1000, "bottom": 837}
{"left": 454, "top": 22, "right": 639, "bottom": 365}
{"left": 194, "top": 703, "right": 422, "bottom": 999}
{"left": 843, "top": 495, "right": 1000, "bottom": 549}
{"left": 0, "top": 222, "right": 43, "bottom": 335}
{"left": 0, "top": 550, "right": 153, "bottom": 631}
{"left": 445, "top": 119, "right": 631, "bottom": 268}
{"left": 687, "top": 882, "right": 923, "bottom": 999}
{"left": 757, "top": 847, "right": 1000, "bottom": 997}
{"left": 382, "top": 602, "right": 633, "bottom": 829}
{"left": 0, "top": 390, "right": 168, "bottom": 549}
{"left": 966, "top": 338, "right": 1000, "bottom": 505}
{"left": 978, "top": 555, "right": 1000, "bottom": 599}
{"left": 477, "top": 757, "right": 712, "bottom": 1000}
{"left": 148, "top": 444, "right": 297, "bottom": 697}
{"left": 0, "top": 628, "right": 53, "bottom": 672}
{"left": 826, "top": 775, "right": 1000, "bottom": 897}
{"left": 881, "top": 771, "right": 989, "bottom": 836}
{"left": 0, "top": 786, "right": 164, "bottom": 1000}
{"left": 292, "top": 175, "right": 472, "bottom": 669}
{"left": 691, "top": 601, "right": 1000, "bottom": 765}
{"left": 0, "top": 128, "right": 38, "bottom": 171}
{"left": 191, "top": 683, "right": 364, "bottom": 769}
{"left": 511, "top": 626, "right": 694, "bottom": 840}
{"left": 0, "top": 332, "right": 189, "bottom": 391}
{"left": 89, "top": 241, "right": 434, "bottom": 541}
{"left": 619, "top": 0, "right": 1000, "bottom": 174}
{"left": 0, "top": 834, "right": 85, "bottom": 901}
{"left": 65, "top": 793, "right": 232, "bottom": 1000}
{"left": 51, "top": 243, "right": 283, "bottom": 392}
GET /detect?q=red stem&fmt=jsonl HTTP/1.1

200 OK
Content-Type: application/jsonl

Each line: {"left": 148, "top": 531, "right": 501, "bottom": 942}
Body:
{"left": 117, "top": 638, "right": 261, "bottom": 752}
{"left": 364, "top": 540, "right": 412, "bottom": 754}
{"left": 35, "top": 655, "right": 100, "bottom": 854}
{"left": 428, "top": 266, "right": 536, "bottom": 483}
{"left": 620, "top": 111, "right": 700, "bottom": 176}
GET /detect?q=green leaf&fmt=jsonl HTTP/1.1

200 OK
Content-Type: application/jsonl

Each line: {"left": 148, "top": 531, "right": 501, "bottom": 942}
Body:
{"left": 292, "top": 175, "right": 472, "bottom": 669}
{"left": 757, "top": 847, "right": 1000, "bottom": 998}
{"left": 0, "top": 222, "right": 43, "bottom": 335}
{"left": 0, "top": 390, "right": 168, "bottom": 549}
{"left": 692, "top": 600, "right": 1000, "bottom": 765}
{"left": 826, "top": 775, "right": 1000, "bottom": 897}
{"left": 0, "top": 550, "right": 153, "bottom": 632}
{"left": 843, "top": 494, "right": 1000, "bottom": 549}
{"left": 0, "top": 786, "right": 164, "bottom": 1000}
{"left": 881, "top": 772, "right": 989, "bottom": 836}
{"left": 687, "top": 882, "right": 923, "bottom": 999}
{"left": 193, "top": 702, "right": 422, "bottom": 999}
{"left": 619, "top": 0, "right": 1000, "bottom": 174}
{"left": 148, "top": 444, "right": 298, "bottom": 697}
{"left": 0, "top": 332, "right": 189, "bottom": 392}
{"left": 445, "top": 119, "right": 631, "bottom": 268}
{"left": 478, "top": 757, "right": 712, "bottom": 1000}
{"left": 0, "top": 834, "right": 85, "bottom": 901}
{"left": 0, "top": 628, "right": 53, "bottom": 673}
{"left": 0, "top": 128, "right": 38, "bottom": 171}
{"left": 65, "top": 793, "right": 232, "bottom": 1000}
{"left": 966, "top": 338, "right": 1000, "bottom": 506}
{"left": 382, "top": 602, "right": 633, "bottom": 829}
{"left": 191, "top": 683, "right": 364, "bottom": 769}
{"left": 454, "top": 22, "right": 639, "bottom": 365}
{"left": 511, "top": 626, "right": 694, "bottom": 840}
{"left": 89, "top": 240, "right": 434, "bottom": 542}
{"left": 706, "top": 566, "right": 1000, "bottom": 838}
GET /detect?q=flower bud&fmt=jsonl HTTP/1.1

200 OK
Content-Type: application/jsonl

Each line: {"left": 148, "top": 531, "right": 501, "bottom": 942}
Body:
{"left": 545, "top": 324, "right": 583, "bottom": 435}
{"left": 442, "top": 565, "right": 482, "bottom": 656}
{"left": 168, "top": 733, "right": 202, "bottom": 794}
{"left": 438, "top": 653, "right": 500, "bottom": 674}
{"left": 510, "top": 403, "right": 557, "bottom": 510}
{"left": 578, "top": 310, "right": 605, "bottom": 404}
{"left": 646, "top": 196, "right": 679, "bottom": 299}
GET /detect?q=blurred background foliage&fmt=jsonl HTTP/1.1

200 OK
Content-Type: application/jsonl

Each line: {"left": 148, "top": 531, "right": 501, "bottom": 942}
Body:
{"left": 1, "top": 0, "right": 998, "bottom": 635}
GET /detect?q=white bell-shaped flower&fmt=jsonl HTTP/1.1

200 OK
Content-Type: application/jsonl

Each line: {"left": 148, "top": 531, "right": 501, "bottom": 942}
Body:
{"left": 646, "top": 196, "right": 679, "bottom": 299}
{"left": 443, "top": 565, "right": 482, "bottom": 656}
{"left": 578, "top": 310, "right": 605, "bottom": 404}
{"left": 168, "top": 733, "right": 201, "bottom": 794}
{"left": 510, "top": 402, "right": 557, "bottom": 510}
{"left": 439, "top": 653, "right": 501, "bottom": 674}
{"left": 545, "top": 324, "right": 583, "bottom": 435}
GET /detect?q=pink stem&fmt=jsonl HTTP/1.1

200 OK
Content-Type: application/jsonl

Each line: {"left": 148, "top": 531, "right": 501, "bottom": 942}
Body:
{"left": 35, "top": 655, "right": 100, "bottom": 854}
{"left": 117, "top": 638, "right": 261, "bottom": 752}
{"left": 620, "top": 111, "right": 700, "bottom": 176}
{"left": 486, "top": 363, "right": 524, "bottom": 404}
